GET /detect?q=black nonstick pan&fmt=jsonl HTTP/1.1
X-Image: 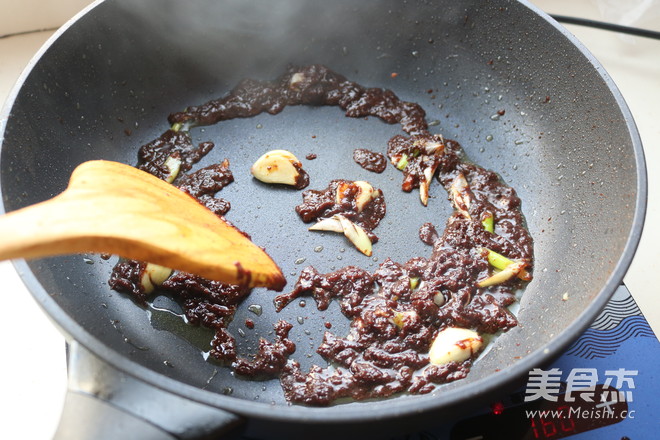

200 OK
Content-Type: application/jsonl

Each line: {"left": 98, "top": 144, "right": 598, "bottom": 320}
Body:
{"left": 0, "top": 0, "right": 646, "bottom": 439}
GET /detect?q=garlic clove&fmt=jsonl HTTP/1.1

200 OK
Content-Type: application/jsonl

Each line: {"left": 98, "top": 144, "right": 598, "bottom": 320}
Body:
{"left": 309, "top": 214, "right": 373, "bottom": 256}
{"left": 250, "top": 149, "right": 303, "bottom": 186}
{"left": 140, "top": 262, "right": 173, "bottom": 294}
{"left": 335, "top": 180, "right": 380, "bottom": 213}
{"left": 308, "top": 216, "right": 344, "bottom": 233}
{"left": 353, "top": 181, "right": 379, "bottom": 212}
{"left": 335, "top": 181, "right": 352, "bottom": 205}
{"left": 419, "top": 162, "right": 438, "bottom": 206}
{"left": 433, "top": 291, "right": 446, "bottom": 307}
{"left": 449, "top": 172, "right": 472, "bottom": 219}
{"left": 337, "top": 215, "right": 373, "bottom": 256}
{"left": 414, "top": 136, "right": 445, "bottom": 155}
{"left": 289, "top": 72, "right": 306, "bottom": 91}
{"left": 429, "top": 327, "right": 483, "bottom": 365}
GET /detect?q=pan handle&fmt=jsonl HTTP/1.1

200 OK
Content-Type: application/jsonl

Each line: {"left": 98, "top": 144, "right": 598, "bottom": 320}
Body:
{"left": 53, "top": 341, "right": 244, "bottom": 440}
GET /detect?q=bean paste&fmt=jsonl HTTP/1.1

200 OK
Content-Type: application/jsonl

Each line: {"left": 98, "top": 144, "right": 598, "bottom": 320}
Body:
{"left": 108, "top": 64, "right": 533, "bottom": 405}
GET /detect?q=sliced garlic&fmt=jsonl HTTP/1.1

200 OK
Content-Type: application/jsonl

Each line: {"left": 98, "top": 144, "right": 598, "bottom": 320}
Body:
{"left": 309, "top": 214, "right": 373, "bottom": 256}
{"left": 335, "top": 180, "right": 380, "bottom": 213}
{"left": 355, "top": 181, "right": 380, "bottom": 212}
{"left": 429, "top": 327, "right": 483, "bottom": 365}
{"left": 140, "top": 272, "right": 154, "bottom": 294}
{"left": 250, "top": 149, "right": 302, "bottom": 186}
{"left": 140, "top": 263, "right": 173, "bottom": 294}
{"left": 308, "top": 216, "right": 344, "bottom": 233}
{"left": 419, "top": 162, "right": 439, "bottom": 206}
{"left": 449, "top": 172, "right": 472, "bottom": 219}
{"left": 423, "top": 140, "right": 444, "bottom": 155}
{"left": 289, "top": 72, "right": 306, "bottom": 90}
{"left": 163, "top": 155, "right": 182, "bottom": 183}
{"left": 413, "top": 136, "right": 445, "bottom": 205}
{"left": 413, "top": 136, "right": 445, "bottom": 155}
{"left": 337, "top": 215, "right": 373, "bottom": 257}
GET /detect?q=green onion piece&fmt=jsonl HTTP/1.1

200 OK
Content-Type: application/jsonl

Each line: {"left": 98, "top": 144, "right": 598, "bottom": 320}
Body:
{"left": 409, "top": 277, "right": 420, "bottom": 290}
{"left": 170, "top": 122, "right": 183, "bottom": 132}
{"left": 484, "top": 248, "right": 532, "bottom": 281}
{"left": 412, "top": 149, "right": 421, "bottom": 158}
{"left": 485, "top": 248, "right": 512, "bottom": 270}
{"left": 396, "top": 153, "right": 409, "bottom": 170}
{"left": 482, "top": 212, "right": 494, "bottom": 233}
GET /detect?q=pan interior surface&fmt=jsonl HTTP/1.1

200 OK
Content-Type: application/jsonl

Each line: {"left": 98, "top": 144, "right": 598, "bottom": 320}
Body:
{"left": 0, "top": 0, "right": 644, "bottom": 422}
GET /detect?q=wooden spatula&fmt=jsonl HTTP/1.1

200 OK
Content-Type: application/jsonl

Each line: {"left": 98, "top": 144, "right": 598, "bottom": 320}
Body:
{"left": 0, "top": 160, "right": 286, "bottom": 290}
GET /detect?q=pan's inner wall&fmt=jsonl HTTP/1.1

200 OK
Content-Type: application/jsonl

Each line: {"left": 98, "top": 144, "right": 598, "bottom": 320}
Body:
{"left": 0, "top": 0, "right": 639, "bottom": 414}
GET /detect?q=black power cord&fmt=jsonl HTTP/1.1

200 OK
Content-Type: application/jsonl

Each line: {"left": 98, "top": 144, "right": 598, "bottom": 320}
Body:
{"left": 551, "top": 14, "right": 660, "bottom": 40}
{"left": 0, "top": 27, "right": 59, "bottom": 40}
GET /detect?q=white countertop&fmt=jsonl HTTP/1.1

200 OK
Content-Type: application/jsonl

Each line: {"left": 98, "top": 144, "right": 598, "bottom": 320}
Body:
{"left": 1, "top": 0, "right": 658, "bottom": 438}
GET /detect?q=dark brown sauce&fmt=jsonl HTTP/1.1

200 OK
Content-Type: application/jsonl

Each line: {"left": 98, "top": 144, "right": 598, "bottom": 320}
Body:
{"left": 292, "top": 161, "right": 310, "bottom": 190}
{"left": 295, "top": 179, "right": 386, "bottom": 243}
{"left": 168, "top": 64, "right": 428, "bottom": 136}
{"left": 177, "top": 159, "right": 233, "bottom": 216}
{"left": 109, "top": 64, "right": 533, "bottom": 404}
{"left": 137, "top": 129, "right": 214, "bottom": 181}
{"left": 274, "top": 141, "right": 529, "bottom": 403}
{"left": 353, "top": 148, "right": 387, "bottom": 173}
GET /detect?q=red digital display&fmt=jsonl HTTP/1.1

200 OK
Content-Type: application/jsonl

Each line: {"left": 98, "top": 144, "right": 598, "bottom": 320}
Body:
{"left": 451, "top": 385, "right": 629, "bottom": 439}
{"left": 529, "top": 405, "right": 576, "bottom": 439}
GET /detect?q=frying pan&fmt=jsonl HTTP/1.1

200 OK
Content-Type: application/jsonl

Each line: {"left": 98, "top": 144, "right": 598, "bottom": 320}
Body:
{"left": 0, "top": 0, "right": 646, "bottom": 438}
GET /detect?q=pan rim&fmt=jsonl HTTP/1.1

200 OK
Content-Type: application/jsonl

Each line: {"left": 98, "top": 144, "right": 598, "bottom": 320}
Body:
{"left": 0, "top": 0, "right": 648, "bottom": 426}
